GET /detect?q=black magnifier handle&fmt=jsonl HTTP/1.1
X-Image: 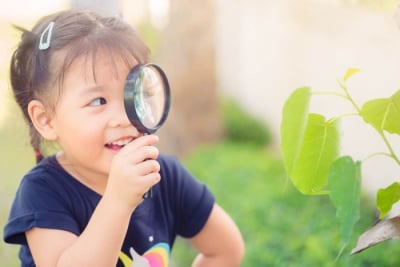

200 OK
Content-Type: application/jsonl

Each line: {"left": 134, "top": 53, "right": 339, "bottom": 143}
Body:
{"left": 143, "top": 158, "right": 153, "bottom": 199}
{"left": 143, "top": 188, "right": 152, "bottom": 198}
{"left": 143, "top": 187, "right": 153, "bottom": 199}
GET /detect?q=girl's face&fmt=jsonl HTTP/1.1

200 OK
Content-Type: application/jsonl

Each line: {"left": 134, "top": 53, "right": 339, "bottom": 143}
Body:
{"left": 50, "top": 51, "right": 141, "bottom": 183}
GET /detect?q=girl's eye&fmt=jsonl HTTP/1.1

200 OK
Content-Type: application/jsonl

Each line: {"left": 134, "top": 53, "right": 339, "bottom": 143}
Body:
{"left": 89, "top": 97, "right": 107, "bottom": 106}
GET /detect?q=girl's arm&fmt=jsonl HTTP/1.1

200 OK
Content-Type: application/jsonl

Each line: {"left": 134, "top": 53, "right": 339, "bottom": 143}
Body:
{"left": 26, "top": 197, "right": 132, "bottom": 267}
{"left": 190, "top": 204, "right": 245, "bottom": 267}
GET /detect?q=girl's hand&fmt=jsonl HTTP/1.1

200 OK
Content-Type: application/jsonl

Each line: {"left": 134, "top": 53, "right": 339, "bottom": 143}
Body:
{"left": 104, "top": 134, "right": 161, "bottom": 211}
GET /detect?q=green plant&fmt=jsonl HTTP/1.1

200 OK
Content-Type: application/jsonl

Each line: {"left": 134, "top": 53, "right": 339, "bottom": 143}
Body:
{"left": 280, "top": 68, "right": 400, "bottom": 254}
{"left": 221, "top": 99, "right": 272, "bottom": 146}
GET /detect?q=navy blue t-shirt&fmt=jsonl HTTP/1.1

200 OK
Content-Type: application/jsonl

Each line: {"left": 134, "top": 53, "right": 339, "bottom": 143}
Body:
{"left": 3, "top": 154, "right": 215, "bottom": 267}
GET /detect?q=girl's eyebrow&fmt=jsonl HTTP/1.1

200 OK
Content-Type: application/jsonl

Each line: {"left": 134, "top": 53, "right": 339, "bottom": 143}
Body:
{"left": 79, "top": 84, "right": 104, "bottom": 97}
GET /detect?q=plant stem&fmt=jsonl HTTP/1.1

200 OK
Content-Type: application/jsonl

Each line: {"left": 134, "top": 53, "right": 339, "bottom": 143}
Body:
{"left": 338, "top": 80, "right": 361, "bottom": 113}
{"left": 362, "top": 152, "right": 394, "bottom": 163}
{"left": 312, "top": 91, "right": 348, "bottom": 100}
{"left": 339, "top": 80, "right": 400, "bottom": 164}
{"left": 377, "top": 130, "right": 400, "bottom": 165}
{"left": 327, "top": 112, "right": 359, "bottom": 124}
{"left": 317, "top": 80, "right": 400, "bottom": 166}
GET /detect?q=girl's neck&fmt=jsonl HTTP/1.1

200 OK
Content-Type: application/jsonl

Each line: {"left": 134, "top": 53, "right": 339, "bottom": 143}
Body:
{"left": 56, "top": 151, "right": 108, "bottom": 195}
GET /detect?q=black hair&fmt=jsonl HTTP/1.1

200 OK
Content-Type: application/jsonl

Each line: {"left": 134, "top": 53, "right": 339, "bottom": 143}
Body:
{"left": 10, "top": 9, "right": 150, "bottom": 163}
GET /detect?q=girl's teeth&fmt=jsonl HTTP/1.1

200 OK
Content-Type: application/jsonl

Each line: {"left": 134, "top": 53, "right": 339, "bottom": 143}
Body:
{"left": 111, "top": 139, "right": 132, "bottom": 146}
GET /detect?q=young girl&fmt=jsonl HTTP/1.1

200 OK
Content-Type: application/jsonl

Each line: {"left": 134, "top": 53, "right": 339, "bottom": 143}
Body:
{"left": 3, "top": 9, "right": 244, "bottom": 267}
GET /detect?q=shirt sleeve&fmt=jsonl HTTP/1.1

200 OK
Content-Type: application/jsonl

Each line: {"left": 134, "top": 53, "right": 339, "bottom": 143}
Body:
{"left": 159, "top": 155, "right": 215, "bottom": 238}
{"left": 3, "top": 169, "right": 80, "bottom": 245}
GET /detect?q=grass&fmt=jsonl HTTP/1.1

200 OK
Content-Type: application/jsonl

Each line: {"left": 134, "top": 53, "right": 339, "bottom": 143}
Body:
{"left": 171, "top": 142, "right": 400, "bottom": 267}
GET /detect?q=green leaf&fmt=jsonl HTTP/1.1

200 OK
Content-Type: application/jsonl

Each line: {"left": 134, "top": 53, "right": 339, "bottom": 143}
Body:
{"left": 343, "top": 68, "right": 360, "bottom": 82}
{"left": 377, "top": 182, "right": 400, "bottom": 219}
{"left": 328, "top": 156, "right": 361, "bottom": 247}
{"left": 360, "top": 90, "right": 400, "bottom": 134}
{"left": 288, "top": 113, "right": 340, "bottom": 195}
{"left": 280, "top": 87, "right": 311, "bottom": 175}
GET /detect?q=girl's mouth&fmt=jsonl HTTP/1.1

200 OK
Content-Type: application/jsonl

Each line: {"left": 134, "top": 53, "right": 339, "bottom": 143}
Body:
{"left": 105, "top": 137, "right": 134, "bottom": 150}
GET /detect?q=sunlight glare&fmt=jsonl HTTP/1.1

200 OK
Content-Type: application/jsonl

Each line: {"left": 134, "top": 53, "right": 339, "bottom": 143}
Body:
{"left": 148, "top": 0, "right": 170, "bottom": 29}
{"left": 0, "top": 0, "right": 68, "bottom": 21}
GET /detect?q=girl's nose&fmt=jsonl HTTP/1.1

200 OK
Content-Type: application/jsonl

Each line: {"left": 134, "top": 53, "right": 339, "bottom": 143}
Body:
{"left": 109, "top": 103, "right": 132, "bottom": 128}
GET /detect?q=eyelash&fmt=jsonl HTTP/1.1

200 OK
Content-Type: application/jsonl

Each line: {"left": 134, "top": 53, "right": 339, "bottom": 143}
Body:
{"left": 89, "top": 97, "right": 107, "bottom": 106}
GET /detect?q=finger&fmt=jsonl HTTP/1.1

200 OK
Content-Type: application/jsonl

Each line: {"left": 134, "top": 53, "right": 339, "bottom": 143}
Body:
{"left": 127, "top": 145, "right": 159, "bottom": 163}
{"left": 143, "top": 172, "right": 161, "bottom": 188}
{"left": 124, "top": 135, "right": 159, "bottom": 152}
{"left": 116, "top": 140, "right": 159, "bottom": 163}
{"left": 130, "top": 172, "right": 161, "bottom": 197}
{"left": 135, "top": 159, "right": 160, "bottom": 175}
{"left": 126, "top": 173, "right": 161, "bottom": 201}
{"left": 143, "top": 145, "right": 160, "bottom": 160}
{"left": 142, "top": 173, "right": 161, "bottom": 199}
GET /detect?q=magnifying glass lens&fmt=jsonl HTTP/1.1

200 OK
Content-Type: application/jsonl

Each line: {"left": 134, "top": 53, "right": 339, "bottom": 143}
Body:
{"left": 124, "top": 63, "right": 170, "bottom": 134}
{"left": 134, "top": 66, "right": 165, "bottom": 129}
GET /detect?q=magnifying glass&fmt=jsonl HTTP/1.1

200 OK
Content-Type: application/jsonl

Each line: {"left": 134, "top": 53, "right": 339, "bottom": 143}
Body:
{"left": 124, "top": 63, "right": 171, "bottom": 198}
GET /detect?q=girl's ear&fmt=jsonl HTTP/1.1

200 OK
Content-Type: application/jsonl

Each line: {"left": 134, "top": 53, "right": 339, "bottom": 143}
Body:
{"left": 28, "top": 100, "right": 57, "bottom": 141}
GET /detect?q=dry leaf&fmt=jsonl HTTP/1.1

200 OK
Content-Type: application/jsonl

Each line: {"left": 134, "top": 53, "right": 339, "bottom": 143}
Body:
{"left": 351, "top": 216, "right": 400, "bottom": 255}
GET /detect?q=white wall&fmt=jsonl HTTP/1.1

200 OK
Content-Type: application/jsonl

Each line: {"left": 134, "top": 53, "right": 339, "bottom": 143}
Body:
{"left": 216, "top": 0, "right": 400, "bottom": 205}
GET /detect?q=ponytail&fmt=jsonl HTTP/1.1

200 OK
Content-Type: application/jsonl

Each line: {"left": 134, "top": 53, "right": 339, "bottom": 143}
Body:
{"left": 29, "top": 124, "right": 43, "bottom": 163}
{"left": 35, "top": 150, "right": 44, "bottom": 163}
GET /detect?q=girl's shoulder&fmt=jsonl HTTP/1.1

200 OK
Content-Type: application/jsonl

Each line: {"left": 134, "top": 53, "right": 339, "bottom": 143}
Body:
{"left": 157, "top": 153, "right": 179, "bottom": 165}
{"left": 20, "top": 155, "right": 66, "bottom": 185}
{"left": 19, "top": 155, "right": 99, "bottom": 200}
{"left": 157, "top": 153, "right": 189, "bottom": 183}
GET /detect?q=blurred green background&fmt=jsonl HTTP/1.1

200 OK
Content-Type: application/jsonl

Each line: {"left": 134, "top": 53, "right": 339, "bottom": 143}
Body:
{"left": 2, "top": 0, "right": 400, "bottom": 266}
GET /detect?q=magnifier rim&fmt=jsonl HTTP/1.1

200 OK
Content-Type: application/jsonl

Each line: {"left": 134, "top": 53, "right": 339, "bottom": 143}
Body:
{"left": 124, "top": 63, "right": 171, "bottom": 134}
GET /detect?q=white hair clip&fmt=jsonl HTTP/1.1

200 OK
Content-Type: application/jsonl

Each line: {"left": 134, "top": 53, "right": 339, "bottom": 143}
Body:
{"left": 38, "top": 21, "right": 55, "bottom": 50}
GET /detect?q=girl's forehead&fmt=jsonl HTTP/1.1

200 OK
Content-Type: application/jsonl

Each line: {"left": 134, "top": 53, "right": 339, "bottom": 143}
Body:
{"left": 62, "top": 48, "right": 139, "bottom": 84}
